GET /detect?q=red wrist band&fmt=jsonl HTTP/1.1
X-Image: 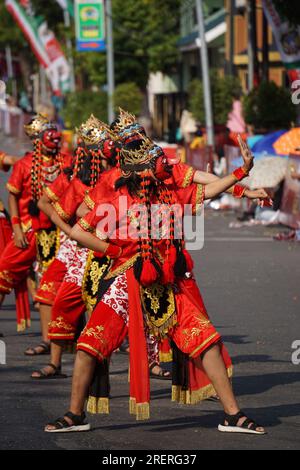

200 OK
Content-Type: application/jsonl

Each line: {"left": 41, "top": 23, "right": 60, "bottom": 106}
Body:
{"left": 232, "top": 167, "right": 248, "bottom": 181}
{"left": 11, "top": 216, "right": 21, "bottom": 225}
{"left": 233, "top": 184, "right": 246, "bottom": 198}
{"left": 104, "top": 244, "right": 122, "bottom": 258}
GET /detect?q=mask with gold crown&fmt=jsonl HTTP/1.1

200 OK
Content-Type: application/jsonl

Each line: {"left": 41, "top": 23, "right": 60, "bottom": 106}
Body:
{"left": 25, "top": 115, "right": 63, "bottom": 214}
{"left": 73, "top": 114, "right": 118, "bottom": 188}
{"left": 114, "top": 110, "right": 191, "bottom": 289}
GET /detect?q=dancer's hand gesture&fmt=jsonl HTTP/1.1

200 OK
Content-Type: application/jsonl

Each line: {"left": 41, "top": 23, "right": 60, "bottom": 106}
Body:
{"left": 238, "top": 134, "right": 254, "bottom": 174}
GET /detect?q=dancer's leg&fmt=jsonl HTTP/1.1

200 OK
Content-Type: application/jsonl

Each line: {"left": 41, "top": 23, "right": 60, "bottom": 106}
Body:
{"left": 198, "top": 344, "right": 264, "bottom": 432}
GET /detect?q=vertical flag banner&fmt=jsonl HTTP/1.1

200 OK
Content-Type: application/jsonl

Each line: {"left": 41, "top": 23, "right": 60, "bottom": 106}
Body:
{"left": 5, "top": 0, "right": 71, "bottom": 94}
{"left": 75, "top": 0, "right": 106, "bottom": 51}
{"left": 262, "top": 0, "right": 300, "bottom": 82}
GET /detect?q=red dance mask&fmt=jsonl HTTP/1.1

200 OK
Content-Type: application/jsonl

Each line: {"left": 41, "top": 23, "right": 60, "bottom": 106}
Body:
{"left": 42, "top": 129, "right": 62, "bottom": 150}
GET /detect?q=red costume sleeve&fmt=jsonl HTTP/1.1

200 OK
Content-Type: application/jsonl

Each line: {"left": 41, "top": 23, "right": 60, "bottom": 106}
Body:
{"left": 84, "top": 168, "right": 120, "bottom": 210}
{"left": 44, "top": 172, "right": 69, "bottom": 203}
{"left": 6, "top": 158, "right": 25, "bottom": 195}
{"left": 176, "top": 183, "right": 205, "bottom": 215}
{"left": 78, "top": 206, "right": 99, "bottom": 232}
{"left": 53, "top": 178, "right": 88, "bottom": 222}
{"left": 61, "top": 152, "right": 73, "bottom": 170}
{"left": 172, "top": 163, "right": 196, "bottom": 189}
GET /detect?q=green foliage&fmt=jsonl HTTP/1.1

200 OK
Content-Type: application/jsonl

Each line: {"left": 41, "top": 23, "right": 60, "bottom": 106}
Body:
{"left": 188, "top": 74, "right": 242, "bottom": 125}
{"left": 113, "top": 82, "right": 143, "bottom": 116}
{"left": 1, "top": 0, "right": 181, "bottom": 92}
{"left": 74, "top": 51, "right": 107, "bottom": 89}
{"left": 243, "top": 81, "right": 297, "bottom": 131}
{"left": 0, "top": 3, "right": 31, "bottom": 53}
{"left": 60, "top": 90, "right": 107, "bottom": 129}
{"left": 112, "top": 0, "right": 181, "bottom": 88}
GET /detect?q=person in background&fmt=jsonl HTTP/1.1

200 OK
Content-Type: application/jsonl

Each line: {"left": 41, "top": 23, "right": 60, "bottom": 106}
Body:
{"left": 226, "top": 91, "right": 247, "bottom": 145}
{"left": 190, "top": 127, "right": 205, "bottom": 150}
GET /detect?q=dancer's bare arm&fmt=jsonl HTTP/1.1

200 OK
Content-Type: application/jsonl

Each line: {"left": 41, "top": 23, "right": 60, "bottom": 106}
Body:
{"left": 38, "top": 193, "right": 54, "bottom": 219}
{"left": 50, "top": 210, "right": 72, "bottom": 237}
{"left": 70, "top": 223, "right": 109, "bottom": 253}
{"left": 203, "top": 136, "right": 254, "bottom": 200}
{"left": 3, "top": 154, "right": 18, "bottom": 166}
{"left": 76, "top": 201, "right": 90, "bottom": 218}
{"left": 193, "top": 165, "right": 270, "bottom": 201}
{"left": 8, "top": 193, "right": 28, "bottom": 248}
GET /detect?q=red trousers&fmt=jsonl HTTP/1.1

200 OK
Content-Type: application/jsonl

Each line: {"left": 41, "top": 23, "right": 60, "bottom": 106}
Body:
{"left": 77, "top": 272, "right": 232, "bottom": 409}
{"left": 0, "top": 230, "right": 36, "bottom": 294}
{"left": 48, "top": 281, "right": 86, "bottom": 341}
{"left": 35, "top": 259, "right": 67, "bottom": 306}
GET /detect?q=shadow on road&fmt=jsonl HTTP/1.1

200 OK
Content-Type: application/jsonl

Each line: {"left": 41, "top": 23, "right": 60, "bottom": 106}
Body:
{"left": 233, "top": 371, "right": 300, "bottom": 396}
{"left": 232, "top": 354, "right": 289, "bottom": 365}
{"left": 93, "top": 402, "right": 300, "bottom": 433}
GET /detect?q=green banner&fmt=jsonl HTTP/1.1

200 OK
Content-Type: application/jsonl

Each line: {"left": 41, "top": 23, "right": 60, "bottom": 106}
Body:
{"left": 75, "top": 0, "right": 106, "bottom": 51}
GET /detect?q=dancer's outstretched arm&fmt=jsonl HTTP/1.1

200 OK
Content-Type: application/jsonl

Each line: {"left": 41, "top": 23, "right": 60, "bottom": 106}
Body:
{"left": 201, "top": 136, "right": 254, "bottom": 200}
{"left": 193, "top": 170, "right": 270, "bottom": 201}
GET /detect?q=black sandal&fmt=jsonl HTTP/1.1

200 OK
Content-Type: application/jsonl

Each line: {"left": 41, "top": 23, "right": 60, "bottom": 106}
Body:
{"left": 218, "top": 410, "right": 266, "bottom": 435}
{"left": 24, "top": 341, "right": 50, "bottom": 356}
{"left": 149, "top": 362, "right": 172, "bottom": 380}
{"left": 44, "top": 411, "right": 91, "bottom": 433}
{"left": 31, "top": 363, "right": 67, "bottom": 380}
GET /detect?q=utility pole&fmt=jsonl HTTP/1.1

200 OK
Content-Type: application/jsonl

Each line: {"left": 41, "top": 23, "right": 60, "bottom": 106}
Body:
{"left": 63, "top": 8, "right": 76, "bottom": 92}
{"left": 262, "top": 8, "right": 269, "bottom": 82}
{"left": 226, "top": 0, "right": 235, "bottom": 76}
{"left": 195, "top": 0, "right": 214, "bottom": 147}
{"left": 106, "top": 0, "right": 115, "bottom": 123}
{"left": 247, "top": 0, "right": 259, "bottom": 90}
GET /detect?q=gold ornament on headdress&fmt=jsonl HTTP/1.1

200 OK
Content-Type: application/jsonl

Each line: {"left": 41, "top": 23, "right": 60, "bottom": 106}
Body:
{"left": 77, "top": 114, "right": 116, "bottom": 145}
{"left": 113, "top": 108, "right": 137, "bottom": 133}
{"left": 120, "top": 133, "right": 162, "bottom": 167}
{"left": 24, "top": 114, "right": 50, "bottom": 138}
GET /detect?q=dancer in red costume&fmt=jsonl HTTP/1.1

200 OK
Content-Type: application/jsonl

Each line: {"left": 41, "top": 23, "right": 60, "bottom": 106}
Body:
{"left": 45, "top": 112, "right": 268, "bottom": 435}
{"left": 75, "top": 113, "right": 270, "bottom": 382}
{"left": 0, "top": 151, "right": 17, "bottom": 306}
{"left": 31, "top": 115, "right": 118, "bottom": 379}
{"left": 0, "top": 114, "right": 71, "bottom": 349}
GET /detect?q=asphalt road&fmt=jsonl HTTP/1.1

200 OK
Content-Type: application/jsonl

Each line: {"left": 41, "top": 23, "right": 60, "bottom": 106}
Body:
{"left": 0, "top": 134, "right": 299, "bottom": 450}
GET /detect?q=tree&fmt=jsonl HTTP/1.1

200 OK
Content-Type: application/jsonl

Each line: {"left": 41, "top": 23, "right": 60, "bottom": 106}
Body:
{"left": 112, "top": 0, "right": 181, "bottom": 89}
{"left": 61, "top": 90, "right": 108, "bottom": 129}
{"left": 243, "top": 81, "right": 297, "bottom": 131}
{"left": 188, "top": 74, "right": 242, "bottom": 125}
{"left": 113, "top": 82, "right": 143, "bottom": 116}
{"left": 1, "top": 0, "right": 182, "bottom": 102}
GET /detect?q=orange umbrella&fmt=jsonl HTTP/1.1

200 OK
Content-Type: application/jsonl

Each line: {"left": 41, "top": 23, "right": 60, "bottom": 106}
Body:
{"left": 273, "top": 128, "right": 300, "bottom": 155}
